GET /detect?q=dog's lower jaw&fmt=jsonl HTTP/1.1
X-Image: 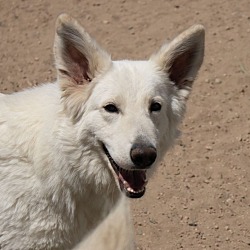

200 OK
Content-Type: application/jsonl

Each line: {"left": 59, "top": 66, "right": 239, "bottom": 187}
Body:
{"left": 125, "top": 186, "right": 146, "bottom": 198}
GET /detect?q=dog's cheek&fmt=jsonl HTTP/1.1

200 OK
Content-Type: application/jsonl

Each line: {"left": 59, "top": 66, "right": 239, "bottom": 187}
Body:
{"left": 156, "top": 104, "right": 180, "bottom": 156}
{"left": 100, "top": 111, "right": 119, "bottom": 124}
{"left": 170, "top": 93, "right": 187, "bottom": 124}
{"left": 60, "top": 81, "right": 95, "bottom": 123}
{"left": 81, "top": 111, "right": 113, "bottom": 142}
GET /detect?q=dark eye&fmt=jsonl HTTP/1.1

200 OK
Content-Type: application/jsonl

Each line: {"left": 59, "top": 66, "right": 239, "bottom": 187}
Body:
{"left": 104, "top": 104, "right": 119, "bottom": 113}
{"left": 150, "top": 102, "right": 162, "bottom": 112}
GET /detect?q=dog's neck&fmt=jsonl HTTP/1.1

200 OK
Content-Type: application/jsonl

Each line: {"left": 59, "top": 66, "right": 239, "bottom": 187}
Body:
{"left": 33, "top": 114, "right": 121, "bottom": 238}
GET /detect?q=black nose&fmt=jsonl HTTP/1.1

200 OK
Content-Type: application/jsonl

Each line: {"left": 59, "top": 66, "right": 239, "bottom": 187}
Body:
{"left": 130, "top": 144, "right": 157, "bottom": 168}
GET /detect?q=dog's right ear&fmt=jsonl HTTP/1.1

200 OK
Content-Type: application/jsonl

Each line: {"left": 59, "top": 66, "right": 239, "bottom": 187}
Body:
{"left": 54, "top": 14, "right": 111, "bottom": 85}
{"left": 54, "top": 14, "right": 111, "bottom": 121}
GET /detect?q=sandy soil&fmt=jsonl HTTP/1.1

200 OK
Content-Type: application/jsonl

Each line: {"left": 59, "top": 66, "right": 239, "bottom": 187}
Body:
{"left": 0, "top": 0, "right": 249, "bottom": 249}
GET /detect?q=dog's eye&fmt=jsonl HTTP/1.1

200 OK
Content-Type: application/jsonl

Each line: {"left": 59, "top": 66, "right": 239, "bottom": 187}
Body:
{"left": 104, "top": 104, "right": 119, "bottom": 113}
{"left": 150, "top": 102, "right": 162, "bottom": 112}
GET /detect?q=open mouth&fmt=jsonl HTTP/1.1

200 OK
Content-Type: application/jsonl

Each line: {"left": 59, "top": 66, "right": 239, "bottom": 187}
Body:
{"left": 103, "top": 144, "right": 147, "bottom": 198}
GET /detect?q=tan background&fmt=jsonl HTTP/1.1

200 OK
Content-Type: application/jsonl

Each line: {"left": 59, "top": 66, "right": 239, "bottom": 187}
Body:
{"left": 0, "top": 0, "right": 249, "bottom": 249}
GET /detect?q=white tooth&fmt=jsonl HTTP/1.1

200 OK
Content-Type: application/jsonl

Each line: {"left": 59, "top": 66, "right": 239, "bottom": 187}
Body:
{"left": 126, "top": 187, "right": 134, "bottom": 193}
{"left": 136, "top": 189, "right": 144, "bottom": 193}
{"left": 126, "top": 186, "right": 145, "bottom": 194}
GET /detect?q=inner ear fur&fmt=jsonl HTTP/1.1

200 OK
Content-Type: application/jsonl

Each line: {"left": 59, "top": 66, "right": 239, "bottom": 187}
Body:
{"left": 54, "top": 14, "right": 111, "bottom": 86}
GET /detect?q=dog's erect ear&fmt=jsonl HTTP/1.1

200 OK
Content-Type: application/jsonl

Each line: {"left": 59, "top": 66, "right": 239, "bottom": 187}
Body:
{"left": 54, "top": 14, "right": 111, "bottom": 85}
{"left": 54, "top": 14, "right": 112, "bottom": 121}
{"left": 150, "top": 25, "right": 205, "bottom": 98}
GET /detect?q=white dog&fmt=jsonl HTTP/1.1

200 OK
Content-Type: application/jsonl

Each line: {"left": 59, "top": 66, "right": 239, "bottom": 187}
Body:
{"left": 0, "top": 14, "right": 204, "bottom": 249}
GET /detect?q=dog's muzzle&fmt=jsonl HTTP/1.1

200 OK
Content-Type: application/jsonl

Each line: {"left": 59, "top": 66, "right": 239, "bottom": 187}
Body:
{"left": 103, "top": 144, "right": 150, "bottom": 198}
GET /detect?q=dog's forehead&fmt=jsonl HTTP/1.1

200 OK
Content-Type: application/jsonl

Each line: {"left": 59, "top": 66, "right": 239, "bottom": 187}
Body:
{"left": 111, "top": 60, "right": 161, "bottom": 86}
{"left": 95, "top": 60, "right": 167, "bottom": 97}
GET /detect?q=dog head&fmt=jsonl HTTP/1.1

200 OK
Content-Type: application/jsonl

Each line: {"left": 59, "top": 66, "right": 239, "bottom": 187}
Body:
{"left": 54, "top": 14, "right": 205, "bottom": 198}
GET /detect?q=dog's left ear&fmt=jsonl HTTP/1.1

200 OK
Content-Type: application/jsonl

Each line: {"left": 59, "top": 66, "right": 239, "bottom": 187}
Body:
{"left": 150, "top": 25, "right": 205, "bottom": 99}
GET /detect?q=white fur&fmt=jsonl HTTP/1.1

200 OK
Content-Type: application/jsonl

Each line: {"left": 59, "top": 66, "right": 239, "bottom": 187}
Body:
{"left": 0, "top": 14, "right": 204, "bottom": 249}
{"left": 73, "top": 196, "right": 134, "bottom": 250}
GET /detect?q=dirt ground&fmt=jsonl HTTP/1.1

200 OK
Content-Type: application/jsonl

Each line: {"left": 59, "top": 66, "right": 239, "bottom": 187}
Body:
{"left": 0, "top": 0, "right": 249, "bottom": 249}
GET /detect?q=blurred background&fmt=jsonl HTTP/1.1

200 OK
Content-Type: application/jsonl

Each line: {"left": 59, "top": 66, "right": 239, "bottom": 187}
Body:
{"left": 0, "top": 0, "right": 249, "bottom": 249}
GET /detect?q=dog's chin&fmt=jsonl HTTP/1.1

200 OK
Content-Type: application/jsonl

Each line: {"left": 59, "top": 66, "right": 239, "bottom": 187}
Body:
{"left": 102, "top": 144, "right": 148, "bottom": 199}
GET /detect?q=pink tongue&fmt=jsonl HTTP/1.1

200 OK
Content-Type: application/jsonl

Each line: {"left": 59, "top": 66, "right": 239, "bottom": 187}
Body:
{"left": 119, "top": 169, "right": 146, "bottom": 191}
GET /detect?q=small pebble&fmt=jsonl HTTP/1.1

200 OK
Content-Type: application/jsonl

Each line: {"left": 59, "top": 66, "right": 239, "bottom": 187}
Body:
{"left": 214, "top": 78, "right": 222, "bottom": 84}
